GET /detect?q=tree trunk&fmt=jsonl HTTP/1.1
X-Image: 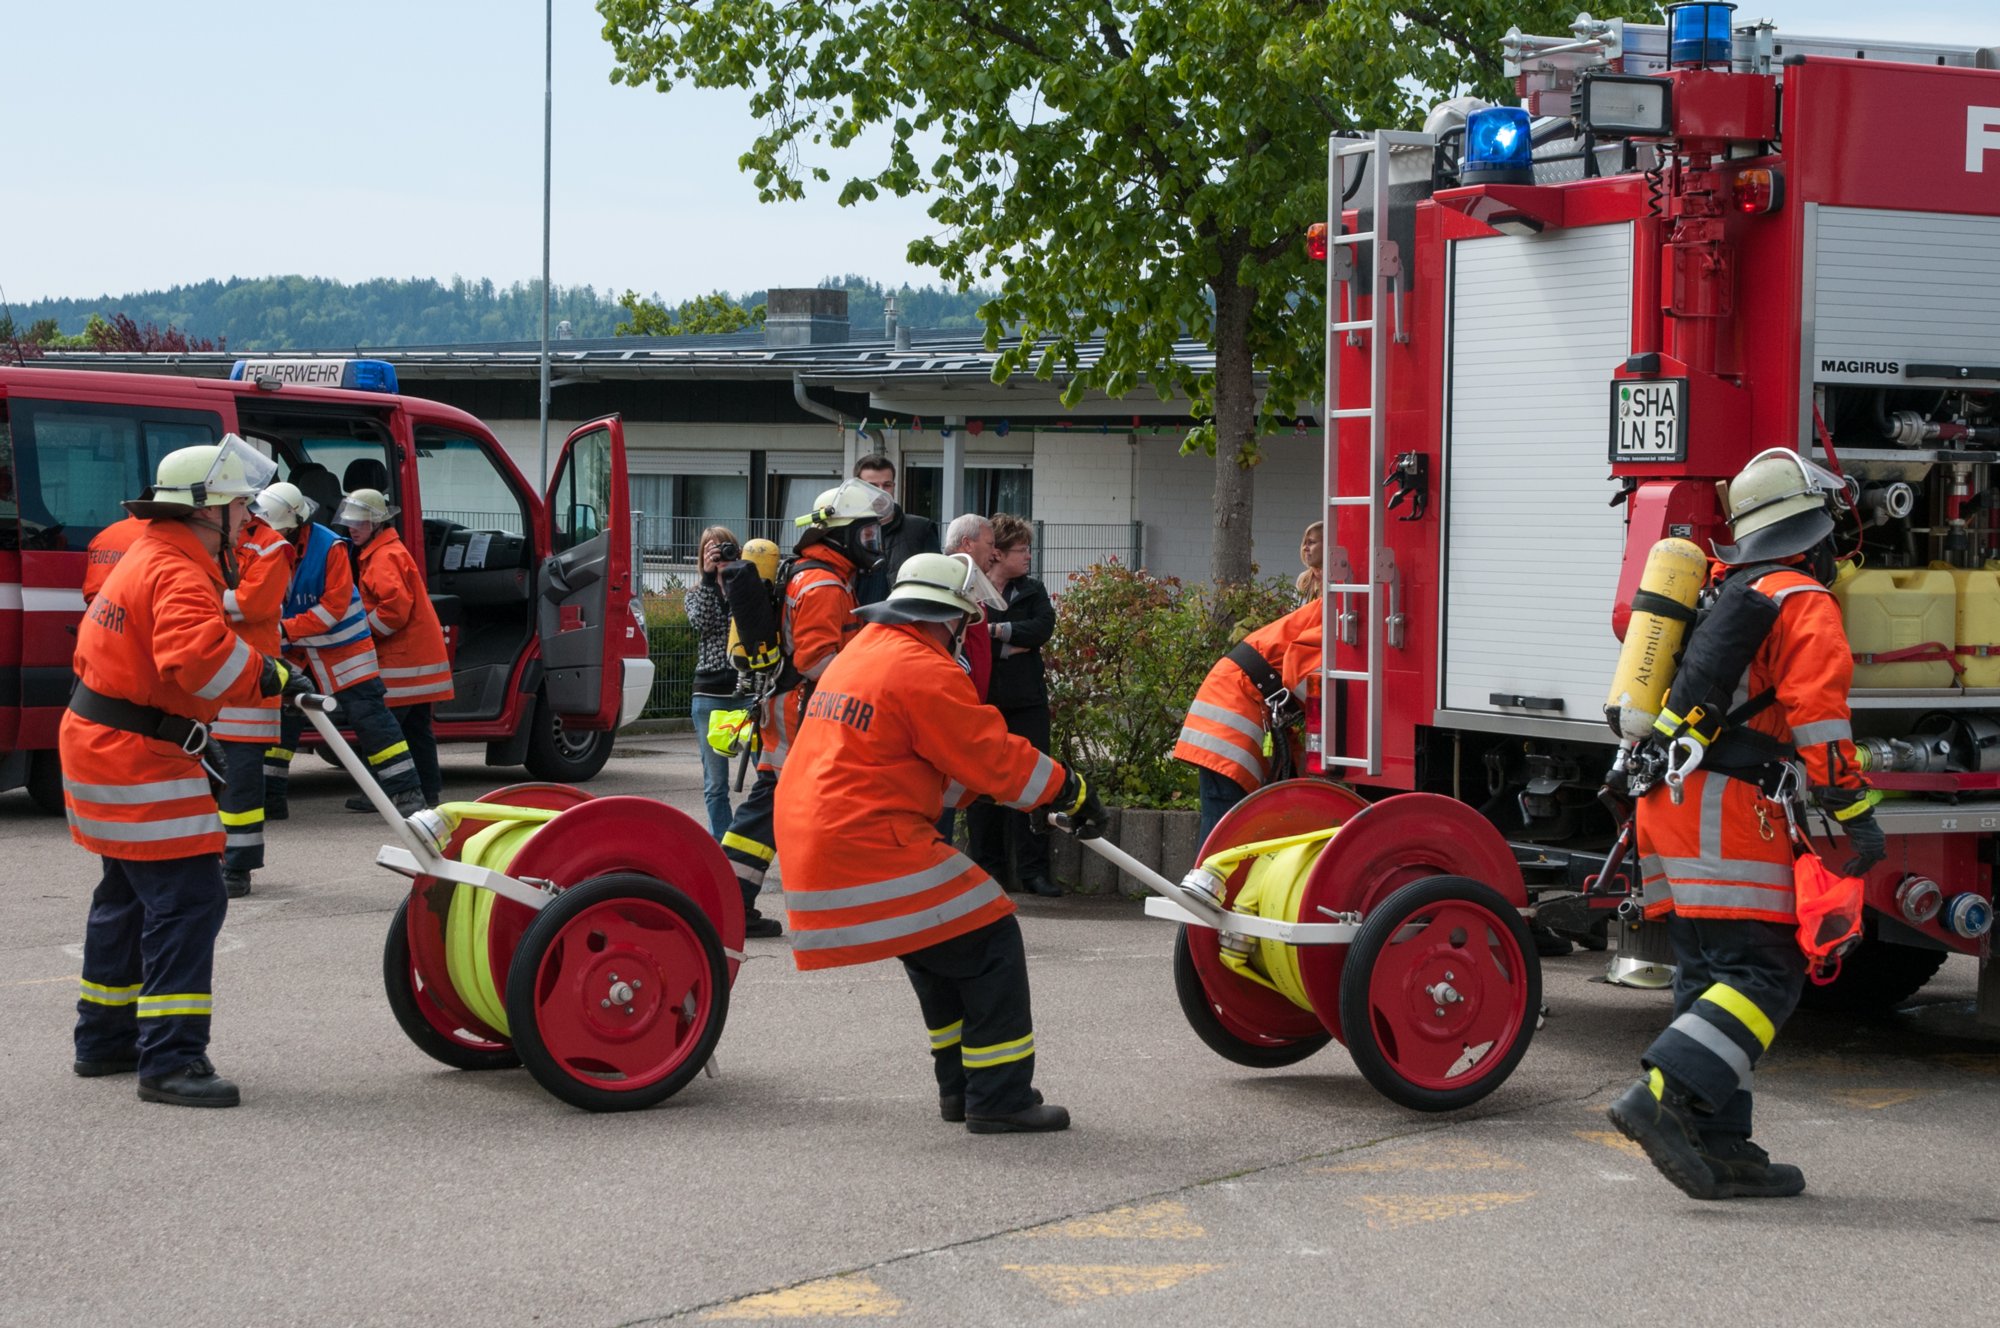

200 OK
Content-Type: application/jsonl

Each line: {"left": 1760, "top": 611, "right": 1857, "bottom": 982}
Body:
{"left": 1209, "top": 261, "right": 1257, "bottom": 590}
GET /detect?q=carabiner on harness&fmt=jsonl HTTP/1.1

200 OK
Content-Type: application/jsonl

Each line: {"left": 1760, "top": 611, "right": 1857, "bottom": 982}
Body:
{"left": 1662, "top": 734, "right": 1705, "bottom": 804}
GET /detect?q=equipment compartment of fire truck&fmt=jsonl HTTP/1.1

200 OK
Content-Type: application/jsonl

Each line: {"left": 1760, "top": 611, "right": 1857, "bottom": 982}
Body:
{"left": 0, "top": 360, "right": 653, "bottom": 813}
{"left": 1161, "top": 5, "right": 2000, "bottom": 1111}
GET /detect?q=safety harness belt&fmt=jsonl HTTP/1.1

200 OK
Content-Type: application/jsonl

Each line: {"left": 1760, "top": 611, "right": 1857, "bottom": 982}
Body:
{"left": 67, "top": 681, "right": 210, "bottom": 755}
{"left": 1226, "top": 642, "right": 1303, "bottom": 783}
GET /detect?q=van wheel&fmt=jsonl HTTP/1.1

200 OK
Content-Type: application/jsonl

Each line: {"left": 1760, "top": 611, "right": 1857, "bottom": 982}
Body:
{"left": 524, "top": 692, "right": 615, "bottom": 783}
{"left": 26, "top": 751, "right": 65, "bottom": 816}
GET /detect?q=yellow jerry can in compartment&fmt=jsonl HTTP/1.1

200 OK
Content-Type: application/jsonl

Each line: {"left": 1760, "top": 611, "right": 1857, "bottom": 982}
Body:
{"left": 1931, "top": 561, "right": 2000, "bottom": 688}
{"left": 1833, "top": 565, "right": 1958, "bottom": 689}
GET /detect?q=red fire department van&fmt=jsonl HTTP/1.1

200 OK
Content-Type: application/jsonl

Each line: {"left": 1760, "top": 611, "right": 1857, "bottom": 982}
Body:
{"left": 0, "top": 359, "right": 652, "bottom": 814}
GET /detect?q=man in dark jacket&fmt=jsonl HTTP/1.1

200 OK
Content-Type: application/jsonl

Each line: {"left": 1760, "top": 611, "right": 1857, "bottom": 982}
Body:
{"left": 852, "top": 455, "right": 941, "bottom": 606}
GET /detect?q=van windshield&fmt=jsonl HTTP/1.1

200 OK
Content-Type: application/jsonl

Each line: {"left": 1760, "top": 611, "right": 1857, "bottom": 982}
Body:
{"left": 3, "top": 398, "right": 222, "bottom": 550}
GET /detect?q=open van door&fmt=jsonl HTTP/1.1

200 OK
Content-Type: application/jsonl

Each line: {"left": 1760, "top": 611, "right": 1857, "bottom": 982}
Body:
{"left": 538, "top": 415, "right": 631, "bottom": 733}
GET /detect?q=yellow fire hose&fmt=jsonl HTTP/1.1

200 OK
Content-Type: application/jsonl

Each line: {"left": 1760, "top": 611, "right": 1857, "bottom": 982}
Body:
{"left": 1202, "top": 828, "right": 1340, "bottom": 1011}
{"left": 434, "top": 802, "right": 565, "bottom": 1037}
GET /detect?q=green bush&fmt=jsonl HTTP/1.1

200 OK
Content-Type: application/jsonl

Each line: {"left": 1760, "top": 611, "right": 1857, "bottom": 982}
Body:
{"left": 642, "top": 587, "right": 699, "bottom": 719}
{"left": 1046, "top": 563, "right": 1297, "bottom": 808}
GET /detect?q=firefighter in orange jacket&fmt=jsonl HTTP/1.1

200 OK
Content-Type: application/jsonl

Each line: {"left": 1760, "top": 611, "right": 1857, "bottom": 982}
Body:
{"left": 263, "top": 489, "right": 423, "bottom": 818}
{"left": 208, "top": 485, "right": 300, "bottom": 899}
{"left": 337, "top": 487, "right": 454, "bottom": 809}
{"left": 1609, "top": 448, "right": 1884, "bottom": 1200}
{"left": 721, "top": 478, "right": 893, "bottom": 938}
{"left": 1175, "top": 596, "right": 1324, "bottom": 841}
{"left": 66, "top": 438, "right": 308, "bottom": 1108}
{"left": 774, "top": 553, "right": 1107, "bottom": 1133}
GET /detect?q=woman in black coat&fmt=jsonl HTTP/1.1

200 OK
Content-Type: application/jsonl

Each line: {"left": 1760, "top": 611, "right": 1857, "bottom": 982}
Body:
{"left": 967, "top": 514, "right": 1061, "bottom": 896}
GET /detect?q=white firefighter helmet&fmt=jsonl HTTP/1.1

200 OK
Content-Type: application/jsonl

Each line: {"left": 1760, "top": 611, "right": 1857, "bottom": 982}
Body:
{"left": 334, "top": 487, "right": 398, "bottom": 530}
{"left": 127, "top": 434, "right": 278, "bottom": 518}
{"left": 1713, "top": 447, "right": 1853, "bottom": 565}
{"left": 251, "top": 481, "right": 315, "bottom": 532}
{"left": 797, "top": 478, "right": 895, "bottom": 530}
{"left": 855, "top": 552, "right": 1006, "bottom": 627}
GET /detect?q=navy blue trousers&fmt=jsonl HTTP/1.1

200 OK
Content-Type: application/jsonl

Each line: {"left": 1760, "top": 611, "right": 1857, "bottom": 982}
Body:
{"left": 75, "top": 854, "right": 227, "bottom": 1079}
{"left": 269, "top": 674, "right": 420, "bottom": 802}
{"left": 903, "top": 914, "right": 1037, "bottom": 1117}
{"left": 217, "top": 740, "right": 266, "bottom": 873}
{"left": 1196, "top": 767, "right": 1250, "bottom": 845}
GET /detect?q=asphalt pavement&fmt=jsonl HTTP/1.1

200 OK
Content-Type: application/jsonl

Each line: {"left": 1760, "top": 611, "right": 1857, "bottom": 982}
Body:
{"left": 3, "top": 734, "right": 1997, "bottom": 1327}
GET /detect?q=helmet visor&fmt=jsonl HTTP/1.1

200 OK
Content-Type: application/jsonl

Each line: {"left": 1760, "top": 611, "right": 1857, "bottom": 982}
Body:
{"left": 202, "top": 435, "right": 279, "bottom": 502}
{"left": 334, "top": 495, "right": 396, "bottom": 528}
{"left": 252, "top": 487, "right": 315, "bottom": 530}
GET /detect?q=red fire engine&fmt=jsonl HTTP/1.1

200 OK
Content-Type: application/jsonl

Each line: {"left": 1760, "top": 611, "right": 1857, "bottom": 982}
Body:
{"left": 0, "top": 359, "right": 650, "bottom": 813}
{"left": 1158, "top": 7, "right": 2000, "bottom": 1110}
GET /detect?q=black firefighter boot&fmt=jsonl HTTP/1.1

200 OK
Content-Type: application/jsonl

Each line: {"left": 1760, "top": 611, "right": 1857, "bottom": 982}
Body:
{"left": 137, "top": 1055, "right": 241, "bottom": 1108}
{"left": 966, "top": 1099, "right": 1070, "bottom": 1134}
{"left": 1699, "top": 1134, "right": 1806, "bottom": 1199}
{"left": 1607, "top": 1069, "right": 1719, "bottom": 1200}
{"left": 224, "top": 869, "right": 252, "bottom": 899}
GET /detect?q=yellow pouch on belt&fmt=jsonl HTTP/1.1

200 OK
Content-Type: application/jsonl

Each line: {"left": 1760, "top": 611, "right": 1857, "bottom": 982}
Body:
{"left": 707, "top": 707, "right": 758, "bottom": 757}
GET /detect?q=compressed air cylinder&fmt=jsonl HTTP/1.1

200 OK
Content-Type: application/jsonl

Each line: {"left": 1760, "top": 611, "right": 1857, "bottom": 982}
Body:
{"left": 725, "top": 539, "right": 785, "bottom": 673}
{"left": 1604, "top": 537, "right": 1709, "bottom": 742}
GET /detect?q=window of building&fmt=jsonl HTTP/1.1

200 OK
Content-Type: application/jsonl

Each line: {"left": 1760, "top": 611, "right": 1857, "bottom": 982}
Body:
{"left": 906, "top": 460, "right": 1033, "bottom": 523}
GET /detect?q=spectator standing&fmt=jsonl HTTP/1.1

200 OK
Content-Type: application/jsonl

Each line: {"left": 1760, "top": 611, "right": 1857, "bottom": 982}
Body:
{"left": 685, "top": 526, "right": 742, "bottom": 840}
{"left": 1296, "top": 520, "right": 1324, "bottom": 603}
{"left": 936, "top": 514, "right": 997, "bottom": 844}
{"left": 851, "top": 454, "right": 940, "bottom": 606}
{"left": 966, "top": 514, "right": 1060, "bottom": 896}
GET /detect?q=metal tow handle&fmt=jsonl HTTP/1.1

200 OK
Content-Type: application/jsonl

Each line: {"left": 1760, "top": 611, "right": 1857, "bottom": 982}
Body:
{"left": 1046, "top": 813, "right": 1230, "bottom": 921}
{"left": 294, "top": 693, "right": 437, "bottom": 862}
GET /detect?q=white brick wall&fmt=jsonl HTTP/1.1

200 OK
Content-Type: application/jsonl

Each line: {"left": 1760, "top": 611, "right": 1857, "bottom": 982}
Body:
{"left": 1130, "top": 434, "right": 1322, "bottom": 584}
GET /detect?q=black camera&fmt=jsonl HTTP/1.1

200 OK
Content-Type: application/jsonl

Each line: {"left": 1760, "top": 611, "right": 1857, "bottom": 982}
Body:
{"left": 714, "top": 540, "right": 742, "bottom": 563}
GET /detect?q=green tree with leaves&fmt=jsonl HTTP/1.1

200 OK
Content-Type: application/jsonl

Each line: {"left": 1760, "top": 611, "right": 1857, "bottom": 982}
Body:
{"left": 615, "top": 289, "right": 768, "bottom": 336}
{"left": 598, "top": 0, "right": 1626, "bottom": 583}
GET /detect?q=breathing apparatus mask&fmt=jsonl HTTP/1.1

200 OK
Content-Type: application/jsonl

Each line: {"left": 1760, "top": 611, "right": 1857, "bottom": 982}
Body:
{"left": 796, "top": 478, "right": 896, "bottom": 573}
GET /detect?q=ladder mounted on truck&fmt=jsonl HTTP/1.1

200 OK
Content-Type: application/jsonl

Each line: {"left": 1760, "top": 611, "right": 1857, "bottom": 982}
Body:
{"left": 1321, "top": 129, "right": 1430, "bottom": 780}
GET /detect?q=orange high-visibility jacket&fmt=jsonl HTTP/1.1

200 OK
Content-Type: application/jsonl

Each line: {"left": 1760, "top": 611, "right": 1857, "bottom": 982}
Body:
{"left": 81, "top": 516, "right": 148, "bottom": 607}
{"left": 210, "top": 517, "right": 296, "bottom": 745}
{"left": 759, "top": 547, "right": 861, "bottom": 775}
{"left": 356, "top": 528, "right": 453, "bottom": 708}
{"left": 773, "top": 621, "right": 1070, "bottom": 971}
{"left": 1174, "top": 597, "right": 1325, "bottom": 793}
{"left": 281, "top": 526, "right": 381, "bottom": 693}
{"left": 62, "top": 521, "right": 271, "bottom": 861}
{"left": 1637, "top": 566, "right": 1868, "bottom": 924}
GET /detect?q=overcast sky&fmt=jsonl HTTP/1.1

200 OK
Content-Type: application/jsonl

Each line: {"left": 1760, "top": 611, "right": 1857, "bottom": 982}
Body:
{"left": 5, "top": 1, "right": 1992, "bottom": 306}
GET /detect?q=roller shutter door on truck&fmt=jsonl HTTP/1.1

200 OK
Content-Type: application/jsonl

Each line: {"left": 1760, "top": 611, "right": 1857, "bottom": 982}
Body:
{"left": 1441, "top": 222, "right": 1632, "bottom": 731}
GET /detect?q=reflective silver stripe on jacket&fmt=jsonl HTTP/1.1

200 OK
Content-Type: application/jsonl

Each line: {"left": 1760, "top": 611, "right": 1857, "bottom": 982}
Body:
{"left": 380, "top": 663, "right": 448, "bottom": 678}
{"left": 367, "top": 610, "right": 393, "bottom": 636}
{"left": 1189, "top": 699, "right": 1266, "bottom": 745}
{"left": 790, "top": 876, "right": 1005, "bottom": 952}
{"left": 222, "top": 589, "right": 242, "bottom": 621}
{"left": 787, "top": 853, "right": 979, "bottom": 913}
{"left": 1007, "top": 752, "right": 1058, "bottom": 811}
{"left": 1790, "top": 718, "right": 1851, "bottom": 747}
{"left": 190, "top": 634, "right": 255, "bottom": 701}
{"left": 1174, "top": 726, "right": 1265, "bottom": 780}
{"left": 64, "top": 775, "right": 211, "bottom": 805}
{"left": 67, "top": 810, "right": 223, "bottom": 843}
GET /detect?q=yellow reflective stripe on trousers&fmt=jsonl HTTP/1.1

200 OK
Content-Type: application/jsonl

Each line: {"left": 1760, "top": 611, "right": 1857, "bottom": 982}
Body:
{"left": 928, "top": 1020, "right": 963, "bottom": 1051}
{"left": 137, "top": 992, "right": 213, "bottom": 1018}
{"left": 367, "top": 741, "right": 411, "bottom": 767}
{"left": 721, "top": 832, "right": 776, "bottom": 863}
{"left": 79, "top": 978, "right": 141, "bottom": 1006}
{"left": 1699, "top": 982, "right": 1776, "bottom": 1050}
{"left": 961, "top": 1032, "right": 1034, "bottom": 1068}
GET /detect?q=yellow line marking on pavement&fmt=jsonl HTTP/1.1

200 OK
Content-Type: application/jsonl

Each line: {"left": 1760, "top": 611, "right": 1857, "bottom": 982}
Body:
{"left": 3, "top": 975, "right": 79, "bottom": 988}
{"left": 1829, "top": 1087, "right": 1934, "bottom": 1111}
{"left": 1575, "top": 1130, "right": 1644, "bottom": 1159}
{"left": 1002, "top": 1264, "right": 1222, "bottom": 1306}
{"left": 1317, "top": 1139, "right": 1523, "bottom": 1174}
{"left": 700, "top": 1276, "right": 902, "bottom": 1319}
{"left": 1018, "top": 1200, "right": 1204, "bottom": 1240}
{"left": 1349, "top": 1192, "right": 1535, "bottom": 1231}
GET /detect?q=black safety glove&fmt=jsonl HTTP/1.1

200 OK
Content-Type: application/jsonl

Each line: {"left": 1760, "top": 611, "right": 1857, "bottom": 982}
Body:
{"left": 1840, "top": 808, "right": 1886, "bottom": 878}
{"left": 1038, "top": 770, "right": 1108, "bottom": 840}
{"left": 258, "top": 656, "right": 287, "bottom": 698}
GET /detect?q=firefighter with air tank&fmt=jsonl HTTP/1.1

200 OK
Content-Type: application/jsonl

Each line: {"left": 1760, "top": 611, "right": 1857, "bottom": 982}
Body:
{"left": 1606, "top": 448, "right": 1885, "bottom": 1199}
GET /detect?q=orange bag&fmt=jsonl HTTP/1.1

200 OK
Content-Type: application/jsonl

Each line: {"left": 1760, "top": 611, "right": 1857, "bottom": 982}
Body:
{"left": 1794, "top": 851, "right": 1865, "bottom": 985}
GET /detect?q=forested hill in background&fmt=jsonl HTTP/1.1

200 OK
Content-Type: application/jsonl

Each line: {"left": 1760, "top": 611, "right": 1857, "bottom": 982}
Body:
{"left": 3, "top": 274, "right": 991, "bottom": 350}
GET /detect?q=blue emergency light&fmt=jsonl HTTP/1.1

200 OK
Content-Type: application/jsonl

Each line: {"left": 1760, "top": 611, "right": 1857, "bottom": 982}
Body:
{"left": 229, "top": 358, "right": 400, "bottom": 394}
{"left": 1666, "top": 2, "right": 1735, "bottom": 68}
{"left": 1461, "top": 107, "right": 1534, "bottom": 187}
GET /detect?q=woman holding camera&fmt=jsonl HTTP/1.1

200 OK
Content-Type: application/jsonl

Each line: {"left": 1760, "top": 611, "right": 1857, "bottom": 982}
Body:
{"left": 685, "top": 526, "right": 743, "bottom": 839}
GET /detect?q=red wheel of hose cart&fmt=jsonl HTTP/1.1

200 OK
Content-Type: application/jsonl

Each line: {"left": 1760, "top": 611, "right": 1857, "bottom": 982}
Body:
{"left": 505, "top": 873, "right": 730, "bottom": 1112}
{"left": 1336, "top": 875, "right": 1540, "bottom": 1112}
{"left": 382, "top": 896, "right": 520, "bottom": 1070}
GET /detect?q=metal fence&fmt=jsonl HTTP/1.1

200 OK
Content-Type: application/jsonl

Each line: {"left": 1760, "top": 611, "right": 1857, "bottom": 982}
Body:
{"left": 634, "top": 519, "right": 1145, "bottom": 720}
